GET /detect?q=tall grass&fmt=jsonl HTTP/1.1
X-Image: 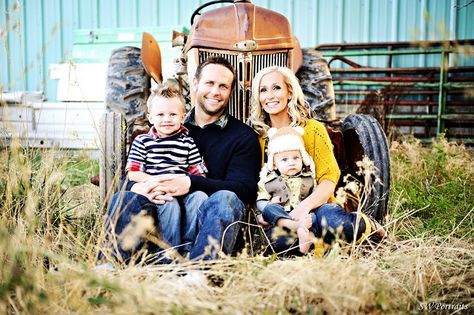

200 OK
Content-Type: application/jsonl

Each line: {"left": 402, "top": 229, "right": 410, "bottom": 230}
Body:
{"left": 390, "top": 136, "right": 474, "bottom": 238}
{"left": 0, "top": 136, "right": 473, "bottom": 314}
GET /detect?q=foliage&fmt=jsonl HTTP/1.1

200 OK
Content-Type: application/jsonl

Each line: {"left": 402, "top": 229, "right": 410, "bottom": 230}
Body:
{"left": 389, "top": 135, "right": 474, "bottom": 238}
{"left": 0, "top": 138, "right": 473, "bottom": 314}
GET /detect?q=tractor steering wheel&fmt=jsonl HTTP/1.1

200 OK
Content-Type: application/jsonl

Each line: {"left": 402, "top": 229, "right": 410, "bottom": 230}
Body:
{"left": 190, "top": 0, "right": 234, "bottom": 25}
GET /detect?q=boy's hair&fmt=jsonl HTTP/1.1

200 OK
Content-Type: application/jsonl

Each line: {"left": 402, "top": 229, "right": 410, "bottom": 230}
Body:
{"left": 194, "top": 56, "right": 236, "bottom": 89}
{"left": 146, "top": 84, "right": 186, "bottom": 113}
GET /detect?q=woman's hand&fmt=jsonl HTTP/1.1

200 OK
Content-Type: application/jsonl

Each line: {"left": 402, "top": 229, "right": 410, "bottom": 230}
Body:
{"left": 257, "top": 214, "right": 271, "bottom": 228}
{"left": 289, "top": 202, "right": 310, "bottom": 221}
{"left": 290, "top": 179, "right": 337, "bottom": 219}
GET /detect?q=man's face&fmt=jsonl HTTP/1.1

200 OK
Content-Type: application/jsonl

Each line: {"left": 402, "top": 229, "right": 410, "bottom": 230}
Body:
{"left": 193, "top": 64, "right": 234, "bottom": 118}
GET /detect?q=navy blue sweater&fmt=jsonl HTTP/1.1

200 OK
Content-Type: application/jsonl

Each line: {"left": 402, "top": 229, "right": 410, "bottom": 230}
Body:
{"left": 184, "top": 116, "right": 261, "bottom": 204}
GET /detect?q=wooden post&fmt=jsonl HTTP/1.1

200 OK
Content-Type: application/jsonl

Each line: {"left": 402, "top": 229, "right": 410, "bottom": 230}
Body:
{"left": 99, "top": 112, "right": 126, "bottom": 207}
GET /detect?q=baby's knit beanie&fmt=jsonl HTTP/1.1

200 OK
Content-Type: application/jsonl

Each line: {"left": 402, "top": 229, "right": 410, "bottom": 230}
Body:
{"left": 267, "top": 126, "right": 315, "bottom": 176}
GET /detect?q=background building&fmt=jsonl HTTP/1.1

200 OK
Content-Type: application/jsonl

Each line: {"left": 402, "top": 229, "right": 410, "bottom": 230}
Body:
{"left": 1, "top": 0, "right": 473, "bottom": 147}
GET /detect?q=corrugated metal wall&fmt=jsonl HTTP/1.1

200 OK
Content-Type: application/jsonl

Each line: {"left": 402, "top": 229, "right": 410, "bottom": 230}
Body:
{"left": 1, "top": 0, "right": 473, "bottom": 101}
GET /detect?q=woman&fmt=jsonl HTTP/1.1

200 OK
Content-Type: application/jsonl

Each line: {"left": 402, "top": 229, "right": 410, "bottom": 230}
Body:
{"left": 248, "top": 66, "right": 385, "bottom": 255}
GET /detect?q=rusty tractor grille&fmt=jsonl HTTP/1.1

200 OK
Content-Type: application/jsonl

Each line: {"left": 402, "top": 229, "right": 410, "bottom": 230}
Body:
{"left": 199, "top": 49, "right": 289, "bottom": 122}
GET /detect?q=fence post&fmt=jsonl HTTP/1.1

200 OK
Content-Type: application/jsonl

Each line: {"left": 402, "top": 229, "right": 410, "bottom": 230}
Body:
{"left": 437, "top": 49, "right": 449, "bottom": 138}
{"left": 99, "top": 112, "right": 126, "bottom": 207}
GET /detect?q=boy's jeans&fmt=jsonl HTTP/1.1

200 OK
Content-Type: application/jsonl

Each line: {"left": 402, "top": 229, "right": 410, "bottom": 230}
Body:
{"left": 102, "top": 190, "right": 207, "bottom": 263}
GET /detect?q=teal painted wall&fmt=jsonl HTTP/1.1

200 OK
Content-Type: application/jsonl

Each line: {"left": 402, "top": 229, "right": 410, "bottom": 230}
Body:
{"left": 1, "top": 0, "right": 473, "bottom": 101}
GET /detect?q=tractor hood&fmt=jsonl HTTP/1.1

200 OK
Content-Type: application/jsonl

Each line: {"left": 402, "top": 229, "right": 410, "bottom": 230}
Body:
{"left": 185, "top": 1, "right": 296, "bottom": 53}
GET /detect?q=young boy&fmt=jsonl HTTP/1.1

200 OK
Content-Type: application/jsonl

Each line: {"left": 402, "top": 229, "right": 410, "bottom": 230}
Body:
{"left": 126, "top": 84, "right": 207, "bottom": 180}
{"left": 256, "top": 126, "right": 316, "bottom": 254}
{"left": 125, "top": 84, "right": 207, "bottom": 257}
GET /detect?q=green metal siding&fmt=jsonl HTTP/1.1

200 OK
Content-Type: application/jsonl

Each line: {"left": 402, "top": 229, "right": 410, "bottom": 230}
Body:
{"left": 1, "top": 0, "right": 473, "bottom": 101}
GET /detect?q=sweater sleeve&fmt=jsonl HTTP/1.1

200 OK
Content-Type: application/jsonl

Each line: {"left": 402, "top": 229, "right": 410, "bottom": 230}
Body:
{"left": 303, "top": 120, "right": 341, "bottom": 185}
{"left": 189, "top": 131, "right": 261, "bottom": 204}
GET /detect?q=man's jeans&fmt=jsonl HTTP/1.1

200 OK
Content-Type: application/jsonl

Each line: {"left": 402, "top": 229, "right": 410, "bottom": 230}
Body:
{"left": 102, "top": 190, "right": 207, "bottom": 263}
{"left": 265, "top": 203, "right": 366, "bottom": 255}
{"left": 189, "top": 190, "right": 245, "bottom": 261}
{"left": 101, "top": 189, "right": 245, "bottom": 263}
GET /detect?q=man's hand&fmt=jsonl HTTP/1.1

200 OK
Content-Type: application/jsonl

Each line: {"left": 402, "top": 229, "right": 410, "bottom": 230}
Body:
{"left": 149, "top": 174, "right": 191, "bottom": 197}
{"left": 130, "top": 180, "right": 173, "bottom": 204}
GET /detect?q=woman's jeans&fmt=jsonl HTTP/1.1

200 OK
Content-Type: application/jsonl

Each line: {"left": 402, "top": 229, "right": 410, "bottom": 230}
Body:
{"left": 101, "top": 189, "right": 244, "bottom": 263}
{"left": 264, "top": 203, "right": 367, "bottom": 255}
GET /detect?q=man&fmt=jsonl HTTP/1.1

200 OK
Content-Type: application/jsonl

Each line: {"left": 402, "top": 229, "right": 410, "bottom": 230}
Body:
{"left": 102, "top": 56, "right": 261, "bottom": 263}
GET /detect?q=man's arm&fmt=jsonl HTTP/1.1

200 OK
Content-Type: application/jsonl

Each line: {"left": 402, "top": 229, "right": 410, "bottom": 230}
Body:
{"left": 187, "top": 138, "right": 208, "bottom": 176}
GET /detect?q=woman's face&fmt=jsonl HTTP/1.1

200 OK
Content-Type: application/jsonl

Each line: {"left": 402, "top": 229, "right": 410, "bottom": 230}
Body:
{"left": 258, "top": 71, "right": 292, "bottom": 117}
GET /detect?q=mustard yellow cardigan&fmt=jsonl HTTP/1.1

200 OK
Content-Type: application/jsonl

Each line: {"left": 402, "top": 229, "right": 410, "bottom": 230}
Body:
{"left": 258, "top": 119, "right": 341, "bottom": 204}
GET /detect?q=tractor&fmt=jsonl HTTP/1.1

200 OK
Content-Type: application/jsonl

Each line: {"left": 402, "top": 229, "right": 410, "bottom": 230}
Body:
{"left": 99, "top": 0, "right": 390, "bottom": 223}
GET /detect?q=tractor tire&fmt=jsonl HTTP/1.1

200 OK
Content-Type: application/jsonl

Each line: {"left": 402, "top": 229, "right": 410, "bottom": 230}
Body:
{"left": 297, "top": 48, "right": 336, "bottom": 121}
{"left": 105, "top": 46, "right": 150, "bottom": 123}
{"left": 341, "top": 114, "right": 390, "bottom": 222}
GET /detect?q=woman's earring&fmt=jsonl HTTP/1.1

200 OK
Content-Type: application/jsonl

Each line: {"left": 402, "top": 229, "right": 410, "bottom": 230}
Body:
{"left": 288, "top": 98, "right": 292, "bottom": 104}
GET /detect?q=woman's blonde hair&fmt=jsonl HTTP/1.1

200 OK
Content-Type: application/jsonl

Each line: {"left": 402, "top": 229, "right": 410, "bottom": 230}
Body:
{"left": 247, "top": 66, "right": 312, "bottom": 136}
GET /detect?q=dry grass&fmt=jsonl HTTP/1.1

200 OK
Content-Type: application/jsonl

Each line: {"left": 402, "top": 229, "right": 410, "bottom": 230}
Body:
{"left": 1, "top": 137, "right": 473, "bottom": 314}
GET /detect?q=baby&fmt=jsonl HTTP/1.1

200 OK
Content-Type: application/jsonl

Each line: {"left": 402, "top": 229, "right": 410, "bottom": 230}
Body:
{"left": 256, "top": 126, "right": 316, "bottom": 254}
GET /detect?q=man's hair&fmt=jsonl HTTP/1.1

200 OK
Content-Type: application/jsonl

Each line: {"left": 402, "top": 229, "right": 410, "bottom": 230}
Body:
{"left": 194, "top": 56, "right": 236, "bottom": 88}
{"left": 146, "top": 84, "right": 186, "bottom": 113}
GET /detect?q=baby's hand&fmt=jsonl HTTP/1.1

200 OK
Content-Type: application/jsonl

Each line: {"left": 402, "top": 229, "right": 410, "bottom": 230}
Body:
{"left": 270, "top": 196, "right": 281, "bottom": 204}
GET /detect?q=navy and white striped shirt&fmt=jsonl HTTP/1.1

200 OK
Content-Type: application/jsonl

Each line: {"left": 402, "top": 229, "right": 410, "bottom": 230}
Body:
{"left": 126, "top": 126, "right": 207, "bottom": 176}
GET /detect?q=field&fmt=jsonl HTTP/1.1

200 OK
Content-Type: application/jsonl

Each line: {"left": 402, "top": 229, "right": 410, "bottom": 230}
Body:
{"left": 0, "top": 135, "right": 472, "bottom": 314}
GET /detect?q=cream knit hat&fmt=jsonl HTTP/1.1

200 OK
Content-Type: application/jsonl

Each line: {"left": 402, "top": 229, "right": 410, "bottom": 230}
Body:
{"left": 266, "top": 126, "right": 315, "bottom": 176}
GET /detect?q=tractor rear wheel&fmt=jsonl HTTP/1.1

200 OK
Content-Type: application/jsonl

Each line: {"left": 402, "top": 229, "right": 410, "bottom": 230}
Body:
{"left": 105, "top": 46, "right": 150, "bottom": 124}
{"left": 341, "top": 114, "right": 390, "bottom": 222}
{"left": 297, "top": 48, "right": 336, "bottom": 121}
